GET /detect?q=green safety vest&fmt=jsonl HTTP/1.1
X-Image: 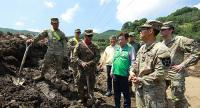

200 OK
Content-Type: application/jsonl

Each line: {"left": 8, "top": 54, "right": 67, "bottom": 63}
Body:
{"left": 113, "top": 44, "right": 132, "bottom": 77}
{"left": 50, "top": 29, "right": 61, "bottom": 41}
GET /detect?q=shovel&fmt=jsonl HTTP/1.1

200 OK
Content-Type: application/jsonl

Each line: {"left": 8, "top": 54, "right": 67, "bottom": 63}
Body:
{"left": 86, "top": 75, "right": 95, "bottom": 106}
{"left": 12, "top": 43, "right": 32, "bottom": 85}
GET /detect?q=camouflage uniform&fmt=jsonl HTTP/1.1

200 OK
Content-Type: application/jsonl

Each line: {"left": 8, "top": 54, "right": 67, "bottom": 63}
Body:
{"left": 68, "top": 29, "right": 81, "bottom": 82}
{"left": 33, "top": 18, "right": 67, "bottom": 79}
{"left": 161, "top": 21, "right": 200, "bottom": 108}
{"left": 128, "top": 32, "right": 140, "bottom": 54}
{"left": 131, "top": 42, "right": 171, "bottom": 108}
{"left": 73, "top": 30, "right": 100, "bottom": 102}
{"left": 130, "top": 21, "right": 171, "bottom": 108}
{"left": 162, "top": 35, "right": 200, "bottom": 108}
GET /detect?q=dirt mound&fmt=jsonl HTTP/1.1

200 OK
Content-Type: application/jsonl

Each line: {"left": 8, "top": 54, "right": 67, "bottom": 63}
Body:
{"left": 0, "top": 35, "right": 112, "bottom": 107}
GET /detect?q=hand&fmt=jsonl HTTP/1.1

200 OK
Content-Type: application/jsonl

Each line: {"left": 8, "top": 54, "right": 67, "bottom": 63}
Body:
{"left": 26, "top": 39, "right": 34, "bottom": 44}
{"left": 99, "top": 64, "right": 103, "bottom": 69}
{"left": 98, "top": 64, "right": 104, "bottom": 71}
{"left": 132, "top": 76, "right": 140, "bottom": 84}
{"left": 81, "top": 61, "right": 87, "bottom": 68}
{"left": 171, "top": 64, "right": 184, "bottom": 73}
{"left": 110, "top": 72, "right": 113, "bottom": 78}
{"left": 128, "top": 74, "right": 135, "bottom": 81}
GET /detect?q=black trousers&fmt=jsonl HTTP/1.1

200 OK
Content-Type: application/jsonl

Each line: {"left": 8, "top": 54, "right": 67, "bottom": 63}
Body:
{"left": 106, "top": 65, "right": 112, "bottom": 92}
{"left": 113, "top": 74, "right": 131, "bottom": 108}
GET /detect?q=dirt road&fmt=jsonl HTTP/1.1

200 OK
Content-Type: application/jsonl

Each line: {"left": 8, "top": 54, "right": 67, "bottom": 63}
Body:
{"left": 185, "top": 76, "right": 200, "bottom": 108}
{"left": 166, "top": 76, "right": 200, "bottom": 108}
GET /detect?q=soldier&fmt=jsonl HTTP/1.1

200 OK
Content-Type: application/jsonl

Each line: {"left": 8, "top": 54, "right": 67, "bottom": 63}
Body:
{"left": 68, "top": 29, "right": 81, "bottom": 83}
{"left": 112, "top": 32, "right": 135, "bottom": 108}
{"left": 69, "top": 29, "right": 81, "bottom": 49}
{"left": 73, "top": 29, "right": 100, "bottom": 104}
{"left": 128, "top": 32, "right": 140, "bottom": 96}
{"left": 26, "top": 18, "right": 67, "bottom": 80}
{"left": 129, "top": 20, "right": 171, "bottom": 108}
{"left": 99, "top": 35, "right": 117, "bottom": 96}
{"left": 128, "top": 32, "right": 140, "bottom": 54}
{"left": 160, "top": 21, "right": 200, "bottom": 108}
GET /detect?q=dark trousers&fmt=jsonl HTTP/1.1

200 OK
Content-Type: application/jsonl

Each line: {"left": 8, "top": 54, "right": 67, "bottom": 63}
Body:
{"left": 106, "top": 65, "right": 112, "bottom": 92}
{"left": 113, "top": 74, "right": 131, "bottom": 108}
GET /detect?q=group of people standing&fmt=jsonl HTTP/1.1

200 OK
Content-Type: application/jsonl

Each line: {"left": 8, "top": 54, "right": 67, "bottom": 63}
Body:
{"left": 100, "top": 20, "right": 200, "bottom": 108}
{"left": 26, "top": 17, "right": 200, "bottom": 108}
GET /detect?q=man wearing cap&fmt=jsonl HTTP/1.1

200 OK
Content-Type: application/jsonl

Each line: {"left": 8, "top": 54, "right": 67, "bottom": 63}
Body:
{"left": 129, "top": 20, "right": 171, "bottom": 108}
{"left": 128, "top": 32, "right": 140, "bottom": 54}
{"left": 68, "top": 29, "right": 81, "bottom": 82}
{"left": 160, "top": 21, "right": 200, "bottom": 108}
{"left": 26, "top": 18, "right": 67, "bottom": 80}
{"left": 73, "top": 29, "right": 100, "bottom": 104}
{"left": 69, "top": 29, "right": 81, "bottom": 47}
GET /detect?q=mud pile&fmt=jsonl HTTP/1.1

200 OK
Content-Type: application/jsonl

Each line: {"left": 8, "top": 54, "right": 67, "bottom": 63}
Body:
{"left": 0, "top": 35, "right": 110, "bottom": 108}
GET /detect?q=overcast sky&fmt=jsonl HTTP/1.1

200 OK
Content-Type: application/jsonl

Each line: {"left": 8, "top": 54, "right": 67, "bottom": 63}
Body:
{"left": 0, "top": 0, "right": 200, "bottom": 36}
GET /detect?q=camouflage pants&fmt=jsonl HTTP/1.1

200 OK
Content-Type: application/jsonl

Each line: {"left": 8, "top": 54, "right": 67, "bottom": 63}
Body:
{"left": 77, "top": 68, "right": 96, "bottom": 100}
{"left": 135, "top": 86, "right": 145, "bottom": 108}
{"left": 171, "top": 78, "right": 188, "bottom": 108}
{"left": 41, "top": 51, "right": 64, "bottom": 77}
{"left": 69, "top": 60, "right": 78, "bottom": 83}
{"left": 143, "top": 82, "right": 166, "bottom": 108}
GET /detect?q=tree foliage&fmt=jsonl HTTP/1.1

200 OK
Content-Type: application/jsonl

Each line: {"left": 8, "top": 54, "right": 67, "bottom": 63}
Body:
{"left": 121, "top": 7, "right": 200, "bottom": 42}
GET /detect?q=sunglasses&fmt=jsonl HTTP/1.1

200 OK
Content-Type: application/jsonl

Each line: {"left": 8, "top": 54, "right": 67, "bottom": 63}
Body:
{"left": 160, "top": 28, "right": 170, "bottom": 31}
{"left": 139, "top": 27, "right": 150, "bottom": 32}
{"left": 87, "top": 35, "right": 93, "bottom": 37}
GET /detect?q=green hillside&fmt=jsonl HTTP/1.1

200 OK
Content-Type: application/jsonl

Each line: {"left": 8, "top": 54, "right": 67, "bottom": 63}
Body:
{"left": 121, "top": 7, "right": 200, "bottom": 41}
{"left": 93, "top": 30, "right": 120, "bottom": 39}
{"left": 0, "top": 27, "right": 38, "bottom": 36}
{"left": 93, "top": 30, "right": 120, "bottom": 50}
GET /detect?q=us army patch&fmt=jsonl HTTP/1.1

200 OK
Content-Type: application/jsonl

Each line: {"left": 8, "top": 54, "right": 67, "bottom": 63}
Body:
{"left": 161, "top": 57, "right": 171, "bottom": 67}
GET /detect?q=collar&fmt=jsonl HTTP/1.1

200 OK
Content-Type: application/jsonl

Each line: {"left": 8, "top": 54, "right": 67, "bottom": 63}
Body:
{"left": 144, "top": 42, "right": 156, "bottom": 52}
{"left": 162, "top": 35, "right": 175, "bottom": 46}
{"left": 51, "top": 28, "right": 60, "bottom": 32}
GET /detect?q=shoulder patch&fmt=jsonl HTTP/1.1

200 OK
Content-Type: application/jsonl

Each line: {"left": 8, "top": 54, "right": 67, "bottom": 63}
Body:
{"left": 161, "top": 57, "right": 171, "bottom": 67}
{"left": 156, "top": 42, "right": 171, "bottom": 67}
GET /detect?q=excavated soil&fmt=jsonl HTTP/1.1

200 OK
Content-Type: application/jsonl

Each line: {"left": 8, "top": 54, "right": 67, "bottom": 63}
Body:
{"left": 0, "top": 35, "right": 116, "bottom": 108}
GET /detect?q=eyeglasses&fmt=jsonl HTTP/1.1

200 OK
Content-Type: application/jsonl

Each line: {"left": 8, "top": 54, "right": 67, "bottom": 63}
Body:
{"left": 138, "top": 27, "right": 150, "bottom": 32}
{"left": 75, "top": 32, "right": 81, "bottom": 34}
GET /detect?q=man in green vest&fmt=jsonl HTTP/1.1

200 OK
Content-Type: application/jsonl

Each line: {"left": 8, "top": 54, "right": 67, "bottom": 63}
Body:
{"left": 111, "top": 32, "right": 136, "bottom": 108}
{"left": 26, "top": 18, "right": 67, "bottom": 80}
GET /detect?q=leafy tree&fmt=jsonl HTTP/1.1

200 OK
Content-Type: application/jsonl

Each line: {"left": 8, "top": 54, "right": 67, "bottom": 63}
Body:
{"left": 7, "top": 32, "right": 13, "bottom": 36}
{"left": 0, "top": 31, "right": 3, "bottom": 36}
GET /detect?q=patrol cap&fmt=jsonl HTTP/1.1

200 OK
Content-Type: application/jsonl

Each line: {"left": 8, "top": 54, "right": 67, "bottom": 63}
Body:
{"left": 140, "top": 20, "right": 162, "bottom": 30}
{"left": 75, "top": 29, "right": 81, "bottom": 33}
{"left": 161, "top": 21, "right": 174, "bottom": 30}
{"left": 51, "top": 18, "right": 59, "bottom": 23}
{"left": 84, "top": 29, "right": 93, "bottom": 36}
{"left": 129, "top": 32, "right": 136, "bottom": 37}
